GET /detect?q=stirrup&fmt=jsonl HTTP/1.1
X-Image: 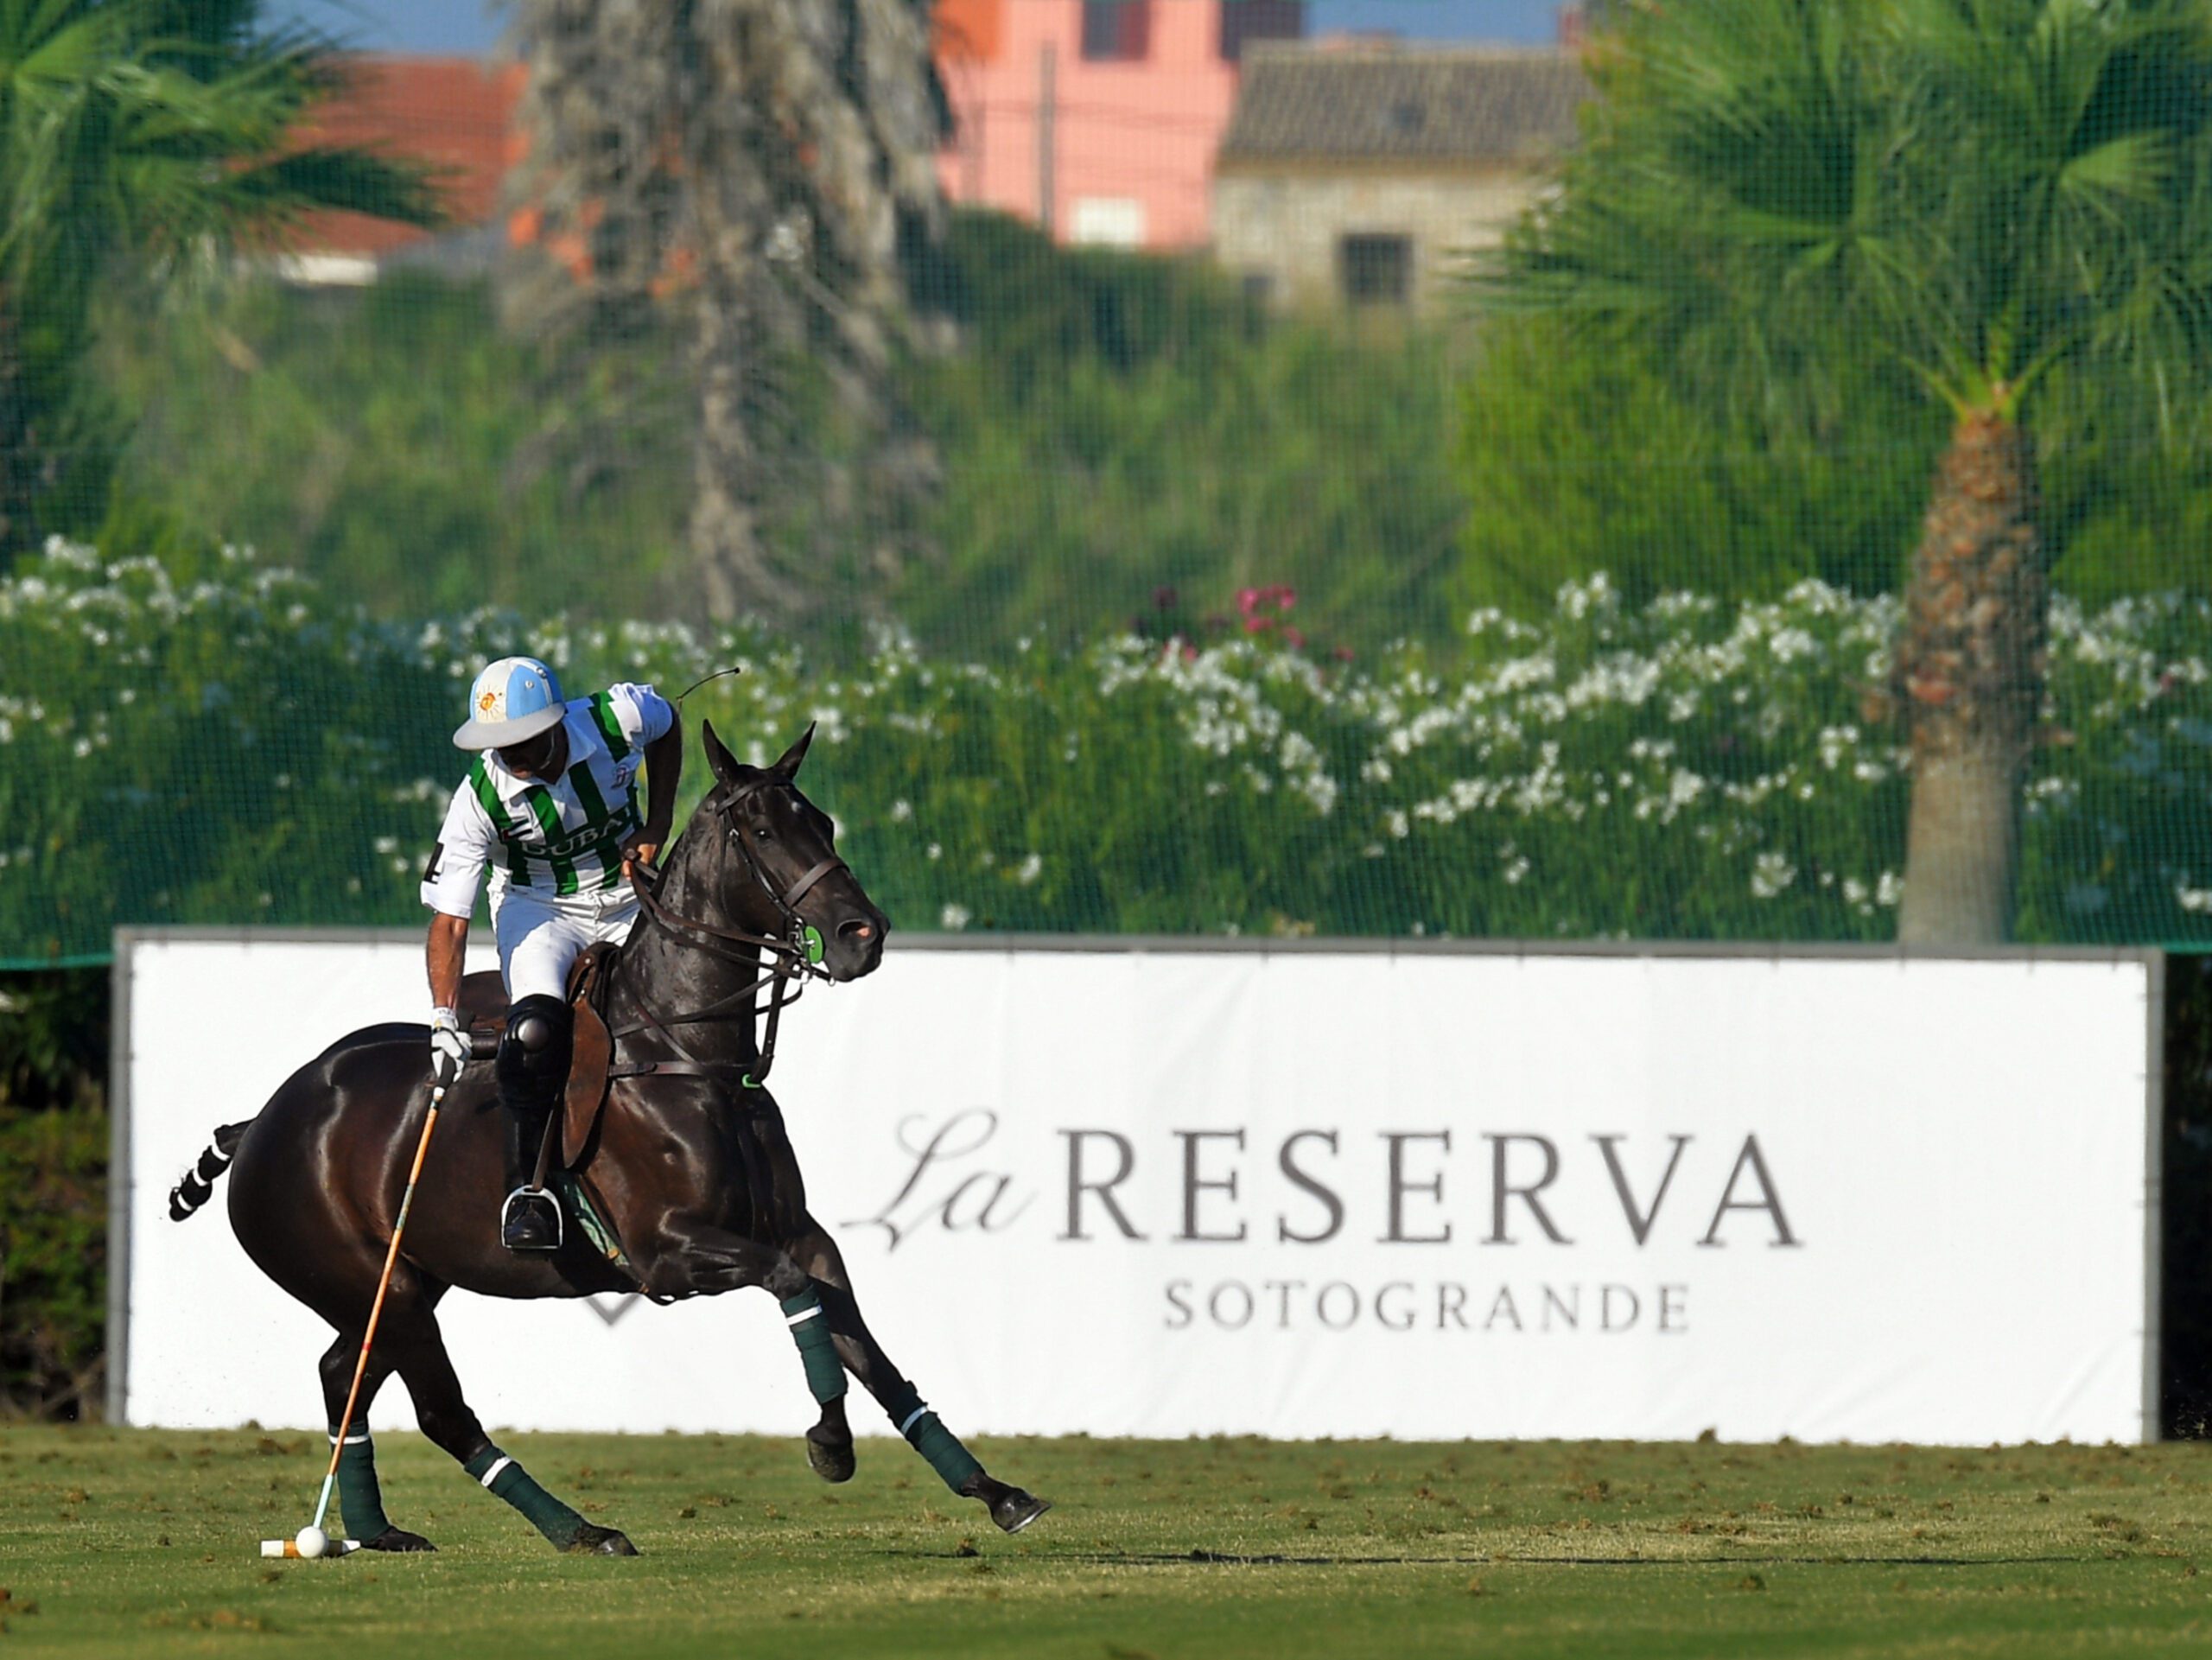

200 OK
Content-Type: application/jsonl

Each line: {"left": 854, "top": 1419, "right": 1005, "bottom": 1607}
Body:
{"left": 501, "top": 1186, "right": 563, "bottom": 1251}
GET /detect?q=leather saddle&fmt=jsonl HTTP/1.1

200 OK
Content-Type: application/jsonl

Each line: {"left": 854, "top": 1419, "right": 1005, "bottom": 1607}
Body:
{"left": 454, "top": 942, "right": 618, "bottom": 1171}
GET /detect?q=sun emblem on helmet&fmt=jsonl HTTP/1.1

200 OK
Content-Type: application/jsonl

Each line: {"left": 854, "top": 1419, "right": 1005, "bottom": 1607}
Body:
{"left": 478, "top": 690, "right": 501, "bottom": 716}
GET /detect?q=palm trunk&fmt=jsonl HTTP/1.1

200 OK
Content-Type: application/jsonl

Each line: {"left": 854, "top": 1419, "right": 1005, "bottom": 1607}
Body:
{"left": 1895, "top": 407, "right": 2047, "bottom": 944}
{"left": 513, "top": 0, "right": 944, "bottom": 623}
{"left": 689, "top": 278, "right": 800, "bottom": 623}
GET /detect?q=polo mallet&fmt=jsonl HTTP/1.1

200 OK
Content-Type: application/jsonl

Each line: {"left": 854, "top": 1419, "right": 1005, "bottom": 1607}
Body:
{"left": 260, "top": 1082, "right": 447, "bottom": 1561}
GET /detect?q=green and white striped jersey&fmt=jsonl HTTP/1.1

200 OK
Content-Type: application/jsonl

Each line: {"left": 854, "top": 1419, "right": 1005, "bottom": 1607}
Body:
{"left": 420, "top": 682, "right": 675, "bottom": 916}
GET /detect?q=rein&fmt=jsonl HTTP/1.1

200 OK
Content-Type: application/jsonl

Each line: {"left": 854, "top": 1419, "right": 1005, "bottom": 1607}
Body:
{"left": 611, "top": 778, "right": 846, "bottom": 1087}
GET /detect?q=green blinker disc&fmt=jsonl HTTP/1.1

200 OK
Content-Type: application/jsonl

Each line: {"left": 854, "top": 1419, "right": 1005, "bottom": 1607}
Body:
{"left": 804, "top": 924, "right": 825, "bottom": 965}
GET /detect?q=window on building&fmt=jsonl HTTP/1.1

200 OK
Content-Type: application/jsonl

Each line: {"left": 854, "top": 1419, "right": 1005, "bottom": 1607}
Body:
{"left": 1218, "top": 1, "right": 1304, "bottom": 62}
{"left": 1339, "top": 233, "right": 1412, "bottom": 306}
{"left": 1071, "top": 196, "right": 1147, "bottom": 249}
{"left": 1080, "top": 0, "right": 1151, "bottom": 61}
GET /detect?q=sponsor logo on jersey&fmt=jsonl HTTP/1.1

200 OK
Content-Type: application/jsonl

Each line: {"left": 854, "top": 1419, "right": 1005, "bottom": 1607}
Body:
{"left": 534, "top": 810, "right": 640, "bottom": 861}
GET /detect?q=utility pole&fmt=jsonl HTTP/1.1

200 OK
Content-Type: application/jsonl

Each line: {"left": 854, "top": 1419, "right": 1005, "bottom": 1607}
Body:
{"left": 969, "top": 77, "right": 985, "bottom": 206}
{"left": 1038, "top": 40, "right": 1056, "bottom": 237}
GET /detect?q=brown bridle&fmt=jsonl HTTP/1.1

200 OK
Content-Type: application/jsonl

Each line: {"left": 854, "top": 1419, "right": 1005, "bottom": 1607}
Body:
{"left": 610, "top": 776, "right": 848, "bottom": 1087}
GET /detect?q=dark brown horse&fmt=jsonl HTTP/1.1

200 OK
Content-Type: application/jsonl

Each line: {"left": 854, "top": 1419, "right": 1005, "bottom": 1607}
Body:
{"left": 169, "top": 722, "right": 1046, "bottom": 1555}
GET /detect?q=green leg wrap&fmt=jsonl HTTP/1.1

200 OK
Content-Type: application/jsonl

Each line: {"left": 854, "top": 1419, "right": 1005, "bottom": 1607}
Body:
{"left": 883, "top": 1383, "right": 983, "bottom": 1493}
{"left": 332, "top": 1429, "right": 390, "bottom": 1540}
{"left": 463, "top": 1443, "right": 587, "bottom": 1546}
{"left": 780, "top": 1287, "right": 849, "bottom": 1405}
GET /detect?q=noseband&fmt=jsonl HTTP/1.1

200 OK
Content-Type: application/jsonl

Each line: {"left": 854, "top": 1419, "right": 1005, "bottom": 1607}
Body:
{"left": 615, "top": 775, "right": 850, "bottom": 1084}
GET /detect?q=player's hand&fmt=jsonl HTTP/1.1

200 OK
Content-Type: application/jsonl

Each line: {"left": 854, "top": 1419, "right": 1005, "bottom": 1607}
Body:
{"left": 429, "top": 1008, "right": 469, "bottom": 1089}
{"left": 621, "top": 822, "right": 669, "bottom": 879}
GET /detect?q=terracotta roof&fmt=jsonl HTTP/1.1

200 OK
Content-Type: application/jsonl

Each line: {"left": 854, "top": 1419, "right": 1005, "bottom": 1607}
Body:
{"left": 287, "top": 55, "right": 525, "bottom": 258}
{"left": 1218, "top": 44, "right": 1590, "bottom": 166}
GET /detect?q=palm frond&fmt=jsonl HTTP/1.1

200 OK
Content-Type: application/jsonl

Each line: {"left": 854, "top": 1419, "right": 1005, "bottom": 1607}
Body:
{"left": 1487, "top": 0, "right": 2212, "bottom": 432}
{"left": 226, "top": 145, "right": 446, "bottom": 233}
{"left": 2058, "top": 130, "right": 2173, "bottom": 210}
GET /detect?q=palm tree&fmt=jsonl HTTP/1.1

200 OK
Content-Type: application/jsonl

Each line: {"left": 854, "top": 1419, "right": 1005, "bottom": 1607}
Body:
{"left": 0, "top": 0, "right": 442, "bottom": 556}
{"left": 1491, "top": 0, "right": 2212, "bottom": 941}
{"left": 509, "top": 0, "right": 944, "bottom": 623}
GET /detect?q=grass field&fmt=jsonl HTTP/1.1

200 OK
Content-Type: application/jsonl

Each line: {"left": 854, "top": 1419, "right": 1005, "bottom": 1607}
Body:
{"left": 3, "top": 1426, "right": 2211, "bottom": 1657}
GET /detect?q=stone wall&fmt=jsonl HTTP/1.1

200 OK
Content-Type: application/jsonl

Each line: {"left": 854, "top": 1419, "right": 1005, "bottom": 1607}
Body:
{"left": 1212, "top": 165, "right": 1545, "bottom": 313}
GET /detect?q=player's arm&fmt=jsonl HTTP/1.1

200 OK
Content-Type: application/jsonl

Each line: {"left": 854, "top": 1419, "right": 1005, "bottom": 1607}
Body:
{"left": 427, "top": 912, "right": 467, "bottom": 1012}
{"left": 613, "top": 684, "right": 683, "bottom": 874}
{"left": 421, "top": 785, "right": 493, "bottom": 1083}
{"left": 627, "top": 717, "right": 683, "bottom": 873}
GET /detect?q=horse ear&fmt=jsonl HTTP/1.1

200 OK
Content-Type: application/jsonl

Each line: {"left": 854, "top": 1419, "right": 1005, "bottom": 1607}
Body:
{"left": 702, "top": 719, "right": 744, "bottom": 789}
{"left": 772, "top": 722, "right": 817, "bottom": 779}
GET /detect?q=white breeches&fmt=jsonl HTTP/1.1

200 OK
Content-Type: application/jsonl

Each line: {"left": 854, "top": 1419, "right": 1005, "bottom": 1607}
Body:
{"left": 491, "top": 886, "right": 639, "bottom": 1002}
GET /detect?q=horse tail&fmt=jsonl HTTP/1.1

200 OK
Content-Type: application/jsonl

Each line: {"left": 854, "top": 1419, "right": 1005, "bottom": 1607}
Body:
{"left": 168, "top": 1120, "right": 253, "bottom": 1222}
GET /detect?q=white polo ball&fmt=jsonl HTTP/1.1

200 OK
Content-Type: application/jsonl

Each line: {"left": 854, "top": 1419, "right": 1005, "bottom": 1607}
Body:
{"left": 295, "top": 1525, "right": 328, "bottom": 1560}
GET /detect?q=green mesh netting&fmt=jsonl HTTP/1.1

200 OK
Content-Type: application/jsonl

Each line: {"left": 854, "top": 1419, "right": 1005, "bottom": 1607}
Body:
{"left": 6, "top": 542, "right": 2211, "bottom": 964}
{"left": 5, "top": 2, "right": 2212, "bottom": 965}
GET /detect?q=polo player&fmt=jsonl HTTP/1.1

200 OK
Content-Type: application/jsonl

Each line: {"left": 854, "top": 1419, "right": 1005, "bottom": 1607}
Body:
{"left": 421, "top": 656, "right": 683, "bottom": 1250}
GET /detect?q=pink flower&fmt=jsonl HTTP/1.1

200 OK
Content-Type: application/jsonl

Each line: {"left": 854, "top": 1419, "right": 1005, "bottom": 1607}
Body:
{"left": 1236, "top": 587, "right": 1262, "bottom": 615}
{"left": 1285, "top": 626, "right": 1306, "bottom": 649}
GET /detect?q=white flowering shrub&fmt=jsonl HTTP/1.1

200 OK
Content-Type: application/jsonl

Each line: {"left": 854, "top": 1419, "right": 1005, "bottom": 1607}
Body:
{"left": 2020, "top": 592, "right": 2212, "bottom": 944}
{"left": 6, "top": 541, "right": 2210, "bottom": 960}
{"left": 2, "top": 541, "right": 474, "bottom": 957}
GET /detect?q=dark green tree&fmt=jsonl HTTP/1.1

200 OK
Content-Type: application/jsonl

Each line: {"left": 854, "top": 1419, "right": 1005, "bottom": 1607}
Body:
{"left": 0, "top": 0, "right": 441, "bottom": 555}
{"left": 1454, "top": 315, "right": 1942, "bottom": 616}
{"left": 1488, "top": 0, "right": 2212, "bottom": 941}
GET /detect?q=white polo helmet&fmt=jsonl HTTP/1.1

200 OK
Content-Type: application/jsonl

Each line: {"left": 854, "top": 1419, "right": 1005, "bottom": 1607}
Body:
{"left": 453, "top": 656, "right": 566, "bottom": 750}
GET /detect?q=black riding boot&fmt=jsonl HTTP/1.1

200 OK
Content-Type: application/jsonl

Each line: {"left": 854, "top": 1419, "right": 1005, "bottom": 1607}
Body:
{"left": 500, "top": 1098, "right": 561, "bottom": 1250}
{"left": 496, "top": 995, "right": 571, "bottom": 1252}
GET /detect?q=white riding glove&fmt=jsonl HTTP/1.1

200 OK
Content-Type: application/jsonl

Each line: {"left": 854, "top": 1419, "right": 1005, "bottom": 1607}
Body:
{"left": 429, "top": 1008, "right": 469, "bottom": 1089}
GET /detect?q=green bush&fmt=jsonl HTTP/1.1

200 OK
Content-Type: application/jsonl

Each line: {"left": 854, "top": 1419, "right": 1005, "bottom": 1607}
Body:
{"left": 90, "top": 215, "right": 2212, "bottom": 659}
{"left": 9, "top": 537, "right": 2212, "bottom": 962}
{"left": 0, "top": 1102, "right": 105, "bottom": 1419}
{"left": 0, "top": 539, "right": 468, "bottom": 960}
{"left": 95, "top": 221, "right": 1470, "bottom": 655}
{"left": 1451, "top": 317, "right": 2212, "bottom": 618}
{"left": 1453, "top": 318, "right": 1943, "bottom": 613}
{"left": 0, "top": 969, "right": 106, "bottom": 1418}
{"left": 95, "top": 270, "right": 697, "bottom": 616}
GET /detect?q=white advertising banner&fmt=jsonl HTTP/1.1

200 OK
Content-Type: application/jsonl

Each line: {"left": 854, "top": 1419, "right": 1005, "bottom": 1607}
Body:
{"left": 118, "top": 934, "right": 2159, "bottom": 1445}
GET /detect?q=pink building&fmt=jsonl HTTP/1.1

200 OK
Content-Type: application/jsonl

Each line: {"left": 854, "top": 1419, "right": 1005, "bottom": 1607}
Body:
{"left": 936, "top": 0, "right": 1304, "bottom": 250}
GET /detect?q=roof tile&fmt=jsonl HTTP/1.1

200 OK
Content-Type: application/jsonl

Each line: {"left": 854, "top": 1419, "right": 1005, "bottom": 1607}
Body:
{"left": 288, "top": 56, "right": 524, "bottom": 257}
{"left": 1220, "top": 44, "right": 1591, "bottom": 165}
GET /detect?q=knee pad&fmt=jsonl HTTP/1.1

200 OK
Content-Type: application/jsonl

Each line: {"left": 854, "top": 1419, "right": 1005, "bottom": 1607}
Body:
{"left": 497, "top": 995, "right": 573, "bottom": 1096}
